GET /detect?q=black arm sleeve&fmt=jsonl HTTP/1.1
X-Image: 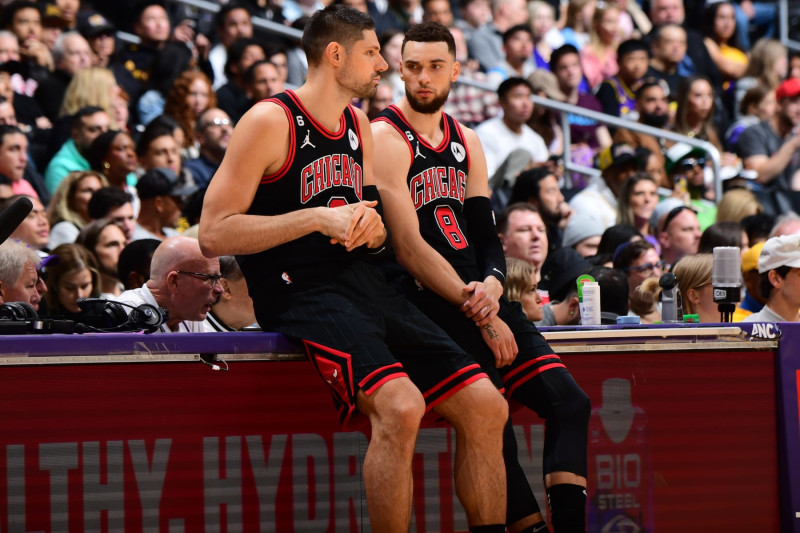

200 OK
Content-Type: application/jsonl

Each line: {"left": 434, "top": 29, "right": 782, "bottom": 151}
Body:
{"left": 361, "top": 185, "right": 392, "bottom": 258}
{"left": 463, "top": 196, "right": 506, "bottom": 283}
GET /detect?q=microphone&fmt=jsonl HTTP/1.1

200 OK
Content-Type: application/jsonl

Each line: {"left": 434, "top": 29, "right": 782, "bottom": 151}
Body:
{"left": 0, "top": 196, "right": 33, "bottom": 246}
{"left": 659, "top": 272, "right": 682, "bottom": 323}
{"left": 712, "top": 246, "right": 741, "bottom": 322}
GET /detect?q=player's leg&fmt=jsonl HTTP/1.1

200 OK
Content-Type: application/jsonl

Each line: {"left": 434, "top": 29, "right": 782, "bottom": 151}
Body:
{"left": 504, "top": 417, "right": 549, "bottom": 533}
{"left": 357, "top": 377, "right": 426, "bottom": 531}
{"left": 433, "top": 377, "right": 509, "bottom": 530}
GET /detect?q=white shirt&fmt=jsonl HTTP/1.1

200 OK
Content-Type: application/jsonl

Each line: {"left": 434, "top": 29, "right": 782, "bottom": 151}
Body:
{"left": 113, "top": 284, "right": 214, "bottom": 333}
{"left": 742, "top": 304, "right": 794, "bottom": 323}
{"left": 474, "top": 117, "right": 549, "bottom": 182}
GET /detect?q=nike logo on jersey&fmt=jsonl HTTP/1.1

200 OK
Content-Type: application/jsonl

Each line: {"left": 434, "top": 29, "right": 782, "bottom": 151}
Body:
{"left": 409, "top": 166, "right": 467, "bottom": 209}
{"left": 301, "top": 130, "right": 316, "bottom": 149}
{"left": 415, "top": 141, "right": 426, "bottom": 159}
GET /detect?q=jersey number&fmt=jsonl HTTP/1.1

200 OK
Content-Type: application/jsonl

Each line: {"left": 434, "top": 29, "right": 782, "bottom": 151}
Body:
{"left": 435, "top": 205, "right": 467, "bottom": 250}
{"left": 295, "top": 116, "right": 305, "bottom": 126}
{"left": 328, "top": 197, "right": 347, "bottom": 208}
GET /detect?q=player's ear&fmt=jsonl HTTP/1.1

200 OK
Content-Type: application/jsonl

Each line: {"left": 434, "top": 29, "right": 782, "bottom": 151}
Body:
{"left": 451, "top": 60, "right": 461, "bottom": 83}
{"left": 326, "top": 42, "right": 343, "bottom": 66}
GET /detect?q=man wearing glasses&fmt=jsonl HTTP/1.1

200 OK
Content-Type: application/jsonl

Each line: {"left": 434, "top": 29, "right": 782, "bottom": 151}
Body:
{"left": 664, "top": 142, "right": 717, "bottom": 225}
{"left": 114, "top": 235, "right": 223, "bottom": 332}
{"left": 184, "top": 108, "right": 233, "bottom": 188}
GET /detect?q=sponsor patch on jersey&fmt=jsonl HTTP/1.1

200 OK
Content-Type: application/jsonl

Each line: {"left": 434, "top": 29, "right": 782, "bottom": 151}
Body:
{"left": 451, "top": 142, "right": 466, "bottom": 162}
{"left": 348, "top": 129, "right": 359, "bottom": 150}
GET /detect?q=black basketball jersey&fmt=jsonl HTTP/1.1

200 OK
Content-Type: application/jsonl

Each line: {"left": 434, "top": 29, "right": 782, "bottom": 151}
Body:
{"left": 238, "top": 90, "right": 367, "bottom": 294}
{"left": 374, "top": 105, "right": 479, "bottom": 276}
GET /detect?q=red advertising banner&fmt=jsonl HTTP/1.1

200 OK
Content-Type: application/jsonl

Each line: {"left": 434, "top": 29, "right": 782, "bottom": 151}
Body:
{"left": 0, "top": 347, "right": 779, "bottom": 532}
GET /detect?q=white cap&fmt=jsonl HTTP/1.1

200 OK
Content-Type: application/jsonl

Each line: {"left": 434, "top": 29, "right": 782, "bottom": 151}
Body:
{"left": 758, "top": 234, "right": 800, "bottom": 273}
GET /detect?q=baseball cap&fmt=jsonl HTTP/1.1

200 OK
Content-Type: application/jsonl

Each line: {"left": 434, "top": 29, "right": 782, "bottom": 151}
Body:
{"left": 650, "top": 197, "right": 686, "bottom": 233}
{"left": 776, "top": 78, "right": 800, "bottom": 101}
{"left": 562, "top": 213, "right": 603, "bottom": 249}
{"left": 596, "top": 143, "right": 642, "bottom": 172}
{"left": 136, "top": 168, "right": 198, "bottom": 201}
{"left": 757, "top": 234, "right": 800, "bottom": 273}
{"left": 741, "top": 241, "right": 765, "bottom": 272}
{"left": 41, "top": 3, "right": 70, "bottom": 28}
{"left": 539, "top": 247, "right": 591, "bottom": 302}
{"left": 77, "top": 12, "right": 115, "bottom": 38}
{"left": 664, "top": 142, "right": 707, "bottom": 174}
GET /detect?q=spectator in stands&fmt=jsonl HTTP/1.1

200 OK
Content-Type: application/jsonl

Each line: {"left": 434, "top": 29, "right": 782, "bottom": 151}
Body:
{"left": 442, "top": 25, "right": 498, "bottom": 128}
{"left": 700, "top": 1, "right": 747, "bottom": 115}
{"left": 114, "top": 235, "right": 223, "bottom": 332}
{"left": 735, "top": 78, "right": 800, "bottom": 190}
{"left": 47, "top": 170, "right": 106, "bottom": 249}
{"left": 208, "top": 3, "right": 254, "bottom": 90}
{"left": 2, "top": 194, "right": 49, "bottom": 251}
{"left": 569, "top": 143, "right": 644, "bottom": 229}
{"left": 183, "top": 108, "right": 232, "bottom": 188}
{"left": 135, "top": 42, "right": 195, "bottom": 127}
{"left": 244, "top": 60, "right": 285, "bottom": 105}
{"left": 617, "top": 171, "right": 659, "bottom": 251}
{"left": 562, "top": 213, "right": 603, "bottom": 256}
{"left": 716, "top": 188, "right": 763, "bottom": 223}
{"left": 551, "top": 44, "right": 612, "bottom": 163}
{"left": 136, "top": 120, "right": 183, "bottom": 178}
{"left": 734, "top": 240, "right": 766, "bottom": 321}
{"left": 205, "top": 255, "right": 256, "bottom": 331}
{"left": 734, "top": 39, "right": 787, "bottom": 121}
{"left": 612, "top": 78, "right": 671, "bottom": 187}
{"left": 503, "top": 256, "right": 544, "bottom": 321}
{"left": 87, "top": 187, "right": 136, "bottom": 242}
{"left": 378, "top": 30, "right": 405, "bottom": 103}
{"left": 421, "top": 0, "right": 454, "bottom": 27}
{"left": 724, "top": 83, "right": 776, "bottom": 150}
{"left": 560, "top": 0, "right": 594, "bottom": 50}
{"left": 673, "top": 75, "right": 725, "bottom": 154}
{"left": 613, "top": 239, "right": 662, "bottom": 322}
{"left": 57, "top": 67, "right": 119, "bottom": 139}
{"left": 216, "top": 38, "right": 265, "bottom": 124}
{"left": 645, "top": 23, "right": 688, "bottom": 98}
{"left": 537, "top": 246, "right": 590, "bottom": 325}
{"left": 0, "top": 125, "right": 38, "bottom": 198}
{"left": 133, "top": 167, "right": 196, "bottom": 241}
{"left": 117, "top": 237, "right": 159, "bottom": 290}
{"left": 597, "top": 223, "right": 643, "bottom": 258}
{"left": 77, "top": 218, "right": 127, "bottom": 297}
{"left": 657, "top": 203, "right": 702, "bottom": 269}
{"left": 526, "top": 69, "right": 566, "bottom": 156}
{"left": 42, "top": 242, "right": 100, "bottom": 317}
{"left": 364, "top": 82, "right": 394, "bottom": 121}
{"left": 0, "top": 239, "right": 42, "bottom": 310}
{"left": 163, "top": 70, "right": 216, "bottom": 159}
{"left": 486, "top": 24, "right": 536, "bottom": 87}
{"left": 742, "top": 213, "right": 775, "bottom": 245}
{"left": 528, "top": 0, "right": 562, "bottom": 69}
{"left": 86, "top": 130, "right": 138, "bottom": 200}
{"left": 589, "top": 265, "right": 630, "bottom": 323}
{"left": 671, "top": 253, "right": 717, "bottom": 322}
{"left": 468, "top": 0, "right": 528, "bottom": 71}
{"left": 579, "top": 3, "right": 621, "bottom": 90}
{"left": 34, "top": 31, "right": 92, "bottom": 122}
{"left": 596, "top": 39, "right": 649, "bottom": 119}
{"left": 475, "top": 77, "right": 548, "bottom": 187}
{"left": 508, "top": 167, "right": 572, "bottom": 254}
{"left": 698, "top": 220, "right": 746, "bottom": 254}
{"left": 0, "top": 58, "right": 52, "bottom": 146}
{"left": 44, "top": 106, "right": 109, "bottom": 193}
{"left": 0, "top": 29, "right": 21, "bottom": 63}
{"left": 497, "top": 202, "right": 549, "bottom": 274}
{"left": 76, "top": 11, "right": 115, "bottom": 68}
{"left": 1, "top": 1, "right": 54, "bottom": 79}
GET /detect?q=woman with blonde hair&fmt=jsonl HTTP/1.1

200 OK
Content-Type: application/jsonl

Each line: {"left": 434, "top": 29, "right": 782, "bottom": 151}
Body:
{"left": 580, "top": 3, "right": 621, "bottom": 89}
{"left": 58, "top": 67, "right": 119, "bottom": 128}
{"left": 639, "top": 253, "right": 716, "bottom": 322}
{"left": 163, "top": 70, "right": 216, "bottom": 158}
{"left": 715, "top": 188, "right": 763, "bottom": 223}
{"left": 734, "top": 39, "right": 787, "bottom": 119}
{"left": 561, "top": 0, "right": 595, "bottom": 50}
{"left": 528, "top": 1, "right": 563, "bottom": 68}
{"left": 47, "top": 170, "right": 108, "bottom": 249}
{"left": 503, "top": 257, "right": 544, "bottom": 321}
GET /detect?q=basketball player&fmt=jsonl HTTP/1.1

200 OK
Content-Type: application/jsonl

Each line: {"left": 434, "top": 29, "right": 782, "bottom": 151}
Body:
{"left": 198, "top": 6, "right": 509, "bottom": 532}
{"left": 371, "top": 22, "right": 590, "bottom": 533}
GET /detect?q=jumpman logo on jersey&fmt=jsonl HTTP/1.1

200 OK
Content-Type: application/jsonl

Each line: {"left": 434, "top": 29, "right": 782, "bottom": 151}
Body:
{"left": 301, "top": 130, "right": 315, "bottom": 149}
{"left": 415, "top": 140, "right": 426, "bottom": 159}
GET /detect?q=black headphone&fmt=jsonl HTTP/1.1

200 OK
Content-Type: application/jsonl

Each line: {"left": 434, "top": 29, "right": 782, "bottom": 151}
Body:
{"left": 0, "top": 301, "right": 38, "bottom": 321}
{"left": 76, "top": 298, "right": 168, "bottom": 333}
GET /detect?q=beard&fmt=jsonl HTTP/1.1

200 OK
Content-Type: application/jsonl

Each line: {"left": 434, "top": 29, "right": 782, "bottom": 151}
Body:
{"left": 338, "top": 65, "right": 379, "bottom": 100}
{"left": 640, "top": 111, "right": 669, "bottom": 128}
{"left": 406, "top": 84, "right": 451, "bottom": 114}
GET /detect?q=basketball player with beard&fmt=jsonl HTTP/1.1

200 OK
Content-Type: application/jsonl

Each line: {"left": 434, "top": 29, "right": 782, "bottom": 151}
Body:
{"left": 372, "top": 22, "right": 590, "bottom": 533}
{"left": 199, "top": 6, "right": 510, "bottom": 532}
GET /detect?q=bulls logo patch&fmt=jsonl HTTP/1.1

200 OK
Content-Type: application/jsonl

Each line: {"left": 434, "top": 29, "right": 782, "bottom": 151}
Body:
{"left": 348, "top": 129, "right": 359, "bottom": 150}
{"left": 451, "top": 142, "right": 466, "bottom": 162}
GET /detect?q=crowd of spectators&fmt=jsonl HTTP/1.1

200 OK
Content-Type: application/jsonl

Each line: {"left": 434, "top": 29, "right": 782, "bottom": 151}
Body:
{"left": 0, "top": 0, "right": 797, "bottom": 328}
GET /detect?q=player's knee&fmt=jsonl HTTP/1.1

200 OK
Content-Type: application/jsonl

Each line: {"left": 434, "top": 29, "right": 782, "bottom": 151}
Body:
{"left": 560, "top": 387, "right": 590, "bottom": 428}
{"left": 462, "top": 380, "right": 509, "bottom": 429}
{"left": 372, "top": 382, "right": 426, "bottom": 434}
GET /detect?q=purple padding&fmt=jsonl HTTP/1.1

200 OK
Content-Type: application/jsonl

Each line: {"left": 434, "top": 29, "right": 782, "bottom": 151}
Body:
{"left": 0, "top": 332, "right": 303, "bottom": 356}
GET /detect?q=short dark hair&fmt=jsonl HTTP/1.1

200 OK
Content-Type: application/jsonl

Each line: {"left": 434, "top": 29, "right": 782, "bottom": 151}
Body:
{"left": 617, "top": 39, "right": 649, "bottom": 60}
{"left": 496, "top": 202, "right": 539, "bottom": 235}
{"left": 214, "top": 2, "right": 252, "bottom": 29}
{"left": 88, "top": 187, "right": 133, "bottom": 220}
{"left": 402, "top": 21, "right": 456, "bottom": 57}
{"left": 759, "top": 265, "right": 791, "bottom": 300}
{"left": 0, "top": 124, "right": 23, "bottom": 145}
{"left": 117, "top": 238, "right": 160, "bottom": 290}
{"left": 132, "top": 0, "right": 166, "bottom": 25}
{"left": 301, "top": 4, "right": 375, "bottom": 67}
{"left": 497, "top": 76, "right": 532, "bottom": 100}
{"left": 244, "top": 59, "right": 276, "bottom": 87}
{"left": 502, "top": 24, "right": 532, "bottom": 44}
{"left": 71, "top": 106, "right": 106, "bottom": 130}
{"left": 136, "top": 119, "right": 176, "bottom": 158}
{"left": 0, "top": 1, "right": 41, "bottom": 30}
{"left": 612, "top": 239, "right": 655, "bottom": 270}
{"left": 225, "top": 38, "right": 264, "bottom": 78}
{"left": 597, "top": 224, "right": 643, "bottom": 256}
{"left": 589, "top": 266, "right": 629, "bottom": 318}
{"left": 509, "top": 167, "right": 555, "bottom": 206}
{"left": 651, "top": 23, "right": 684, "bottom": 44}
{"left": 550, "top": 44, "right": 579, "bottom": 71}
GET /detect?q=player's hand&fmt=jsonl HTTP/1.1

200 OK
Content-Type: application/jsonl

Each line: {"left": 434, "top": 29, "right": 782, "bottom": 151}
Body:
{"left": 461, "top": 277, "right": 503, "bottom": 326}
{"left": 480, "top": 317, "right": 517, "bottom": 368}
{"left": 325, "top": 200, "right": 385, "bottom": 251}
